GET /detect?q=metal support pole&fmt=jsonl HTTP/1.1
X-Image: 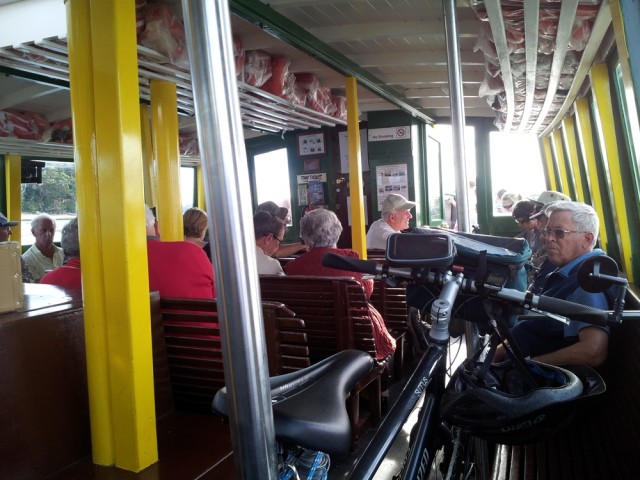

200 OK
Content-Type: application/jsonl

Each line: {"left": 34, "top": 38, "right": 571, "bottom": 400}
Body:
{"left": 443, "top": 0, "right": 470, "bottom": 232}
{"left": 182, "top": 1, "right": 278, "bottom": 478}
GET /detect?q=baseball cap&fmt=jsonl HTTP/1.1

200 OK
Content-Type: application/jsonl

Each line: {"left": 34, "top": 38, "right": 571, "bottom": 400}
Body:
{"left": 0, "top": 212, "right": 19, "bottom": 228}
{"left": 530, "top": 191, "right": 571, "bottom": 219}
{"left": 382, "top": 193, "right": 416, "bottom": 213}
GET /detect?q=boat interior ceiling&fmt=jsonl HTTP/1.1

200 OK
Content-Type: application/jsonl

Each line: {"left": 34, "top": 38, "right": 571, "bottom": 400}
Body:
{"left": 0, "top": 0, "right": 616, "bottom": 160}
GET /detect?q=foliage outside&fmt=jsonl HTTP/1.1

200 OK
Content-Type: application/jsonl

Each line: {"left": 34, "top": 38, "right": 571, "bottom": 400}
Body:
{"left": 21, "top": 162, "right": 76, "bottom": 214}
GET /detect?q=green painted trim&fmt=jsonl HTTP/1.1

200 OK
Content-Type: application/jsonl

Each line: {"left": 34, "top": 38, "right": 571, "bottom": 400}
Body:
{"left": 230, "top": 0, "right": 435, "bottom": 124}
{"left": 0, "top": 65, "right": 70, "bottom": 89}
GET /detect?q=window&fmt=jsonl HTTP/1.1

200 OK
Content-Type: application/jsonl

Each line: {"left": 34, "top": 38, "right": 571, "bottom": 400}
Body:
{"left": 489, "top": 133, "right": 546, "bottom": 215}
{"left": 180, "top": 166, "right": 196, "bottom": 211}
{"left": 253, "top": 148, "right": 292, "bottom": 223}
{"left": 21, "top": 160, "right": 76, "bottom": 245}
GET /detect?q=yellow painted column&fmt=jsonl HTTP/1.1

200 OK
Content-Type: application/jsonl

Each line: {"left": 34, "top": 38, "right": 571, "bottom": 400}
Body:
{"left": 197, "top": 164, "right": 205, "bottom": 210}
{"left": 140, "top": 104, "right": 157, "bottom": 208}
{"left": 66, "top": 0, "right": 114, "bottom": 465}
{"left": 4, "top": 154, "right": 22, "bottom": 243}
{"left": 68, "top": 0, "right": 158, "bottom": 471}
{"left": 540, "top": 136, "right": 558, "bottom": 192}
{"left": 150, "top": 79, "right": 182, "bottom": 240}
{"left": 560, "top": 117, "right": 583, "bottom": 201}
{"left": 592, "top": 62, "right": 634, "bottom": 282}
{"left": 345, "top": 77, "right": 367, "bottom": 258}
{"left": 551, "top": 129, "right": 570, "bottom": 197}
{"left": 574, "top": 97, "right": 609, "bottom": 251}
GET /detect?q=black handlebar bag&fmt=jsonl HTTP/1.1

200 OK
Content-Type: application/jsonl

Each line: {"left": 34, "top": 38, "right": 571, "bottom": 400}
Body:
{"left": 406, "top": 229, "right": 532, "bottom": 331}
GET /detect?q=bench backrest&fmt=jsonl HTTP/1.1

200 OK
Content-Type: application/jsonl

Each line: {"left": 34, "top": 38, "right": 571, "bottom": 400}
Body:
{"left": 259, "top": 275, "right": 377, "bottom": 363}
{"left": 160, "top": 297, "right": 309, "bottom": 412}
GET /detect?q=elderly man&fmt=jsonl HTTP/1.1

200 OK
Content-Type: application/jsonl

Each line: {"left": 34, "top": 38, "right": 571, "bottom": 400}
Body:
{"left": 501, "top": 201, "right": 611, "bottom": 367}
{"left": 22, "top": 213, "right": 64, "bottom": 282}
{"left": 366, "top": 193, "right": 416, "bottom": 250}
{"left": 0, "top": 211, "right": 35, "bottom": 282}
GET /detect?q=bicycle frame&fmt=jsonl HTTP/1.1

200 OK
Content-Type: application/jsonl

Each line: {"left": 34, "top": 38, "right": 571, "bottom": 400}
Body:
{"left": 350, "top": 271, "right": 465, "bottom": 479}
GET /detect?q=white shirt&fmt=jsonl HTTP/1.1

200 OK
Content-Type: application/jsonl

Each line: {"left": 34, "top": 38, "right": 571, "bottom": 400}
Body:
{"left": 22, "top": 243, "right": 64, "bottom": 282}
{"left": 366, "top": 218, "right": 397, "bottom": 250}
{"left": 255, "top": 245, "right": 284, "bottom": 275}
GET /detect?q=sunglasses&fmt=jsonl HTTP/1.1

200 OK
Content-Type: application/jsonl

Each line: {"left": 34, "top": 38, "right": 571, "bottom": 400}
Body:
{"left": 539, "top": 227, "right": 584, "bottom": 240}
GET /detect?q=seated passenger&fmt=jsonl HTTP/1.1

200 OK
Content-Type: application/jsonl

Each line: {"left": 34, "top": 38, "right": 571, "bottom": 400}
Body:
{"left": 255, "top": 201, "right": 304, "bottom": 257}
{"left": 146, "top": 204, "right": 215, "bottom": 299}
{"left": 285, "top": 208, "right": 396, "bottom": 361}
{"left": 254, "top": 211, "right": 285, "bottom": 275}
{"left": 22, "top": 213, "right": 64, "bottom": 282}
{"left": 0, "top": 211, "right": 35, "bottom": 283}
{"left": 40, "top": 217, "right": 82, "bottom": 291}
{"left": 497, "top": 201, "right": 610, "bottom": 367}
{"left": 183, "top": 207, "right": 211, "bottom": 260}
{"left": 366, "top": 193, "right": 416, "bottom": 250}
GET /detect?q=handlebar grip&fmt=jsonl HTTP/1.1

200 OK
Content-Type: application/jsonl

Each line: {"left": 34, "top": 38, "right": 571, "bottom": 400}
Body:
{"left": 536, "top": 295, "right": 609, "bottom": 327}
{"left": 322, "top": 253, "right": 380, "bottom": 275}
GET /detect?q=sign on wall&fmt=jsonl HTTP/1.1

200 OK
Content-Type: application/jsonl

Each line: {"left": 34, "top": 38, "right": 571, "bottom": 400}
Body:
{"left": 368, "top": 126, "right": 411, "bottom": 142}
{"left": 375, "top": 164, "right": 409, "bottom": 211}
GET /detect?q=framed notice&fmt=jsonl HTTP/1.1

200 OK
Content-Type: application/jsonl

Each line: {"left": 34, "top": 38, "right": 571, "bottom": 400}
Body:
{"left": 297, "top": 132, "right": 326, "bottom": 156}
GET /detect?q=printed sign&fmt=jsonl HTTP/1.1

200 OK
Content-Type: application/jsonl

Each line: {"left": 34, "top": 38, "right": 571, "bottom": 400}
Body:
{"left": 368, "top": 126, "right": 411, "bottom": 142}
{"left": 297, "top": 173, "right": 327, "bottom": 183}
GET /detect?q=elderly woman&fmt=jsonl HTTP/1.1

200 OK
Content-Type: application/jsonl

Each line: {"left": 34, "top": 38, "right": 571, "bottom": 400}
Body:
{"left": 284, "top": 208, "right": 396, "bottom": 361}
{"left": 40, "top": 217, "right": 81, "bottom": 291}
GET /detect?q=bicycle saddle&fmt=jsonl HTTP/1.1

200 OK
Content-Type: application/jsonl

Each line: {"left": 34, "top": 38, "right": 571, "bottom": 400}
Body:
{"left": 212, "top": 349, "right": 374, "bottom": 457}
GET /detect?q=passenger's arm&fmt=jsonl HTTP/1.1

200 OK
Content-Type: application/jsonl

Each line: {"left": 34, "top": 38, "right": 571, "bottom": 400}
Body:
{"left": 532, "top": 326, "right": 609, "bottom": 367}
{"left": 275, "top": 242, "right": 305, "bottom": 258}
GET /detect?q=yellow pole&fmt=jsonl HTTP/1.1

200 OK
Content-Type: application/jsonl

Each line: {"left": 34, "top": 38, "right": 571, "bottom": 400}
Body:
{"left": 551, "top": 129, "right": 570, "bottom": 197}
{"left": 197, "top": 164, "right": 205, "bottom": 210}
{"left": 345, "top": 77, "right": 367, "bottom": 258}
{"left": 560, "top": 117, "right": 583, "bottom": 201}
{"left": 140, "top": 104, "right": 157, "bottom": 208}
{"left": 67, "top": 0, "right": 158, "bottom": 470}
{"left": 574, "top": 97, "right": 609, "bottom": 251}
{"left": 65, "top": 0, "right": 114, "bottom": 465}
{"left": 4, "top": 154, "right": 22, "bottom": 244}
{"left": 591, "top": 63, "right": 634, "bottom": 282}
{"left": 540, "top": 136, "right": 558, "bottom": 191}
{"left": 150, "top": 79, "right": 182, "bottom": 240}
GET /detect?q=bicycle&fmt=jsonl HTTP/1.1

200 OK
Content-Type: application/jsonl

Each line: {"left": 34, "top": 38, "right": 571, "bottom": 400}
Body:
{"left": 213, "top": 231, "right": 633, "bottom": 480}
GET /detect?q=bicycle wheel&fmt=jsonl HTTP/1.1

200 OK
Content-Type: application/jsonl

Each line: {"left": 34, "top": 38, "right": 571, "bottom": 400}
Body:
{"left": 431, "top": 427, "right": 491, "bottom": 480}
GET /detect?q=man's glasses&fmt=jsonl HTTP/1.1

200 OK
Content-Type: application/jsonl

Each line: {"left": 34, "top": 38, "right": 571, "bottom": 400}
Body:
{"left": 539, "top": 227, "right": 584, "bottom": 240}
{"left": 273, "top": 235, "right": 284, "bottom": 245}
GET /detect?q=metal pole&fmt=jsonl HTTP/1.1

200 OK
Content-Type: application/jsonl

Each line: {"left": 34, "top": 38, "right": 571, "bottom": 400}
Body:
{"left": 443, "top": 0, "right": 470, "bottom": 232}
{"left": 182, "top": 1, "right": 278, "bottom": 478}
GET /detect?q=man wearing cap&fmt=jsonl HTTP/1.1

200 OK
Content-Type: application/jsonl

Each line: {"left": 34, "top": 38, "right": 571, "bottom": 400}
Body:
{"left": 366, "top": 193, "right": 416, "bottom": 250}
{"left": 0, "top": 212, "right": 35, "bottom": 283}
{"left": 22, "top": 213, "right": 64, "bottom": 282}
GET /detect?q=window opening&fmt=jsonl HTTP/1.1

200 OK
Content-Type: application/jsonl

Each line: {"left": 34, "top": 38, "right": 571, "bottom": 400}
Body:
{"left": 180, "top": 166, "right": 196, "bottom": 211}
{"left": 254, "top": 148, "right": 292, "bottom": 224}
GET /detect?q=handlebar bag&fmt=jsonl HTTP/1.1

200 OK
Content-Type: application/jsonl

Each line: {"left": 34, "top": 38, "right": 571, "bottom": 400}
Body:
{"left": 406, "top": 230, "right": 531, "bottom": 330}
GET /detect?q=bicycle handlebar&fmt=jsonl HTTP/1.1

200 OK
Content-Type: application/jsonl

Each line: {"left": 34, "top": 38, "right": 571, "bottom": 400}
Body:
{"left": 323, "top": 252, "right": 616, "bottom": 327}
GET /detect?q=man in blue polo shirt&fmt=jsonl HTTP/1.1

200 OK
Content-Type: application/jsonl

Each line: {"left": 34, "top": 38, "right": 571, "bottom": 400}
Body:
{"left": 499, "top": 201, "right": 611, "bottom": 367}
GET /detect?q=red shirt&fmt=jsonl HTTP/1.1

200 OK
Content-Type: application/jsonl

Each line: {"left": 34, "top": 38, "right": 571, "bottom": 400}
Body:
{"left": 147, "top": 239, "right": 215, "bottom": 299}
{"left": 40, "top": 257, "right": 82, "bottom": 291}
{"left": 284, "top": 247, "right": 395, "bottom": 361}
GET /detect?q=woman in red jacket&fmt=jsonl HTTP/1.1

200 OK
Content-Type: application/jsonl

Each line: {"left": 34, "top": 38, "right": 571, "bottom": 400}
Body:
{"left": 284, "top": 208, "right": 396, "bottom": 361}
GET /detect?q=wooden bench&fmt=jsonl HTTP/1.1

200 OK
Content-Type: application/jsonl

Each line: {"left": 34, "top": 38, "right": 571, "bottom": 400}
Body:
{"left": 259, "top": 274, "right": 390, "bottom": 443}
{"left": 491, "top": 291, "right": 640, "bottom": 479}
{"left": 160, "top": 297, "right": 309, "bottom": 412}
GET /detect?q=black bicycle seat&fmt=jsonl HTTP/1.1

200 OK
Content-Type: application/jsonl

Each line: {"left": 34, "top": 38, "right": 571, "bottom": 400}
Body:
{"left": 212, "top": 349, "right": 374, "bottom": 457}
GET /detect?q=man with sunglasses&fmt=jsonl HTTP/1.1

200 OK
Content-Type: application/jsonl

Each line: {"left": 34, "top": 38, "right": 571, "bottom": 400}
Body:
{"left": 500, "top": 201, "right": 611, "bottom": 367}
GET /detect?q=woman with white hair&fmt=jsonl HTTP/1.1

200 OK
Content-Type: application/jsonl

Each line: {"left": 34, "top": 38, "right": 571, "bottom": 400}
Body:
{"left": 284, "top": 208, "right": 396, "bottom": 361}
{"left": 40, "top": 217, "right": 81, "bottom": 291}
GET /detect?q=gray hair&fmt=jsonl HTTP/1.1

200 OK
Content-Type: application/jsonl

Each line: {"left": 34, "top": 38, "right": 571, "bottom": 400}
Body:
{"left": 145, "top": 204, "right": 156, "bottom": 228}
{"left": 61, "top": 217, "right": 80, "bottom": 257}
{"left": 31, "top": 213, "right": 55, "bottom": 230}
{"left": 545, "top": 201, "right": 599, "bottom": 248}
{"left": 299, "top": 209, "right": 342, "bottom": 248}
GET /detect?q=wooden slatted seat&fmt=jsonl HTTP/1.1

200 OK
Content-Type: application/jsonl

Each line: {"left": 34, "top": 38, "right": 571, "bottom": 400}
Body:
{"left": 259, "top": 275, "right": 390, "bottom": 444}
{"left": 160, "top": 297, "right": 309, "bottom": 412}
{"left": 491, "top": 292, "right": 640, "bottom": 479}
